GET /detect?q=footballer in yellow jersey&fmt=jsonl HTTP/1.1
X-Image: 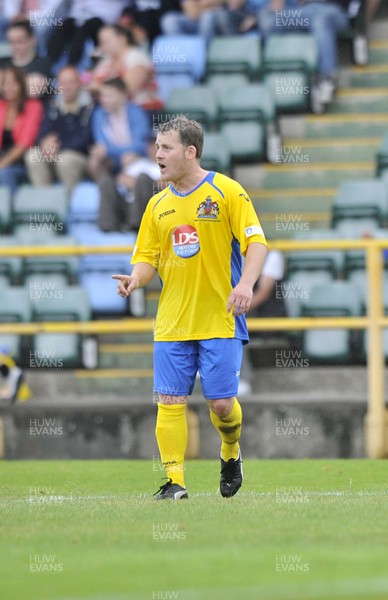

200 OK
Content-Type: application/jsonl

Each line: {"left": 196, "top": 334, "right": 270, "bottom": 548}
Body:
{"left": 113, "top": 116, "right": 267, "bottom": 500}
{"left": 132, "top": 170, "right": 267, "bottom": 343}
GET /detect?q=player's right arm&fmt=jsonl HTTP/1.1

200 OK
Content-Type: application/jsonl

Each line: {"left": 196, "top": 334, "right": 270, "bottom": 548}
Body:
{"left": 112, "top": 263, "right": 156, "bottom": 297}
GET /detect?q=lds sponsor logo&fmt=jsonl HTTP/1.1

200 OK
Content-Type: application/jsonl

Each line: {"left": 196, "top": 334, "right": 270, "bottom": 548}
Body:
{"left": 171, "top": 225, "right": 200, "bottom": 258}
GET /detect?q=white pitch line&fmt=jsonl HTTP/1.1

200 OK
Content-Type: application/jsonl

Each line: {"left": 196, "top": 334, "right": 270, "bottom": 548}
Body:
{"left": 0, "top": 489, "right": 388, "bottom": 506}
{"left": 55, "top": 577, "right": 388, "bottom": 600}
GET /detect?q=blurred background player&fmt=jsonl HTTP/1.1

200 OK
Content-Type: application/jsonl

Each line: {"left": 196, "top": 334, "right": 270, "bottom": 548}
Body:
{"left": 113, "top": 116, "right": 267, "bottom": 500}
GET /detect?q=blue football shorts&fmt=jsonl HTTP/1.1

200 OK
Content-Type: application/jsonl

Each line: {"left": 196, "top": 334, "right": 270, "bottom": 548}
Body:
{"left": 154, "top": 338, "right": 243, "bottom": 400}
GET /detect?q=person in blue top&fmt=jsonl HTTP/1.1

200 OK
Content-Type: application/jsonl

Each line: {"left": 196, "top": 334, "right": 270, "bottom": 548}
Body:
{"left": 89, "top": 77, "right": 149, "bottom": 180}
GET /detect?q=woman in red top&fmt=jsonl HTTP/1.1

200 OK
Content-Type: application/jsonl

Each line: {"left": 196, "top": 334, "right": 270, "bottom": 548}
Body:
{"left": 0, "top": 66, "right": 43, "bottom": 195}
{"left": 87, "top": 25, "right": 164, "bottom": 113}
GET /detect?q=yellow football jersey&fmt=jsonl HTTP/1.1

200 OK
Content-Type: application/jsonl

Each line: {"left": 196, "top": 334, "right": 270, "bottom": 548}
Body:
{"left": 131, "top": 171, "right": 267, "bottom": 342}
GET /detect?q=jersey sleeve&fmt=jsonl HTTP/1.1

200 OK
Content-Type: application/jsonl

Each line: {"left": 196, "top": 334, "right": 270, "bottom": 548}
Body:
{"left": 130, "top": 199, "right": 160, "bottom": 268}
{"left": 228, "top": 182, "right": 267, "bottom": 256}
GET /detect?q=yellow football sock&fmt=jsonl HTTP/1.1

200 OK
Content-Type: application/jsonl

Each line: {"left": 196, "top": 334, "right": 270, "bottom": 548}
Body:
{"left": 155, "top": 403, "right": 187, "bottom": 488}
{"left": 209, "top": 398, "right": 242, "bottom": 461}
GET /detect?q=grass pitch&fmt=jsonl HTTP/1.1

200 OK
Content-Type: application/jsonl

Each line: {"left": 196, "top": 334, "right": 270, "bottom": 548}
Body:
{"left": 0, "top": 459, "right": 387, "bottom": 600}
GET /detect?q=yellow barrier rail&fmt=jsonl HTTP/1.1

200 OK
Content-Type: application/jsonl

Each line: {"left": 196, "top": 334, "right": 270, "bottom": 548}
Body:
{"left": 0, "top": 238, "right": 387, "bottom": 458}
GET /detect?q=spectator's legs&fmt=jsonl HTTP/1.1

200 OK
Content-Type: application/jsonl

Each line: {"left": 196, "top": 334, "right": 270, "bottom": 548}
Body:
{"left": 128, "top": 173, "right": 156, "bottom": 231}
{"left": 54, "top": 150, "right": 88, "bottom": 194}
{"left": 25, "top": 148, "right": 55, "bottom": 186}
{"left": 300, "top": 3, "right": 348, "bottom": 78}
{"left": 46, "top": 18, "right": 76, "bottom": 63}
{"left": 0, "top": 164, "right": 27, "bottom": 196}
{"left": 160, "top": 12, "right": 198, "bottom": 36}
{"left": 198, "top": 9, "right": 221, "bottom": 45}
{"left": 68, "top": 17, "right": 103, "bottom": 66}
{"left": 97, "top": 173, "right": 128, "bottom": 232}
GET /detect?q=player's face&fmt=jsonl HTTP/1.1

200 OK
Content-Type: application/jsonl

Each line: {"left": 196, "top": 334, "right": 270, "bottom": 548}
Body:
{"left": 155, "top": 130, "right": 191, "bottom": 183}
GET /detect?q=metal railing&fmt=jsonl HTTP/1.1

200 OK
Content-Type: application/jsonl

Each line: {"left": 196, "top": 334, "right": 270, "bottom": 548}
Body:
{"left": 0, "top": 239, "right": 387, "bottom": 458}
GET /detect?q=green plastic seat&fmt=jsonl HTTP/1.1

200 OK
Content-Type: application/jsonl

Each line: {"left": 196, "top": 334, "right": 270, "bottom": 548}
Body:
{"left": 31, "top": 286, "right": 92, "bottom": 368}
{"left": 207, "top": 74, "right": 250, "bottom": 100}
{"left": 287, "top": 250, "right": 345, "bottom": 278}
{"left": 332, "top": 179, "right": 387, "bottom": 225}
{"left": 164, "top": 85, "right": 218, "bottom": 129}
{"left": 201, "top": 132, "right": 231, "bottom": 173}
{"left": 206, "top": 36, "right": 261, "bottom": 79}
{"left": 376, "top": 132, "right": 388, "bottom": 176}
{"left": 0, "top": 186, "right": 12, "bottom": 233}
{"left": 13, "top": 184, "right": 69, "bottom": 232}
{"left": 284, "top": 270, "right": 334, "bottom": 318}
{"left": 334, "top": 218, "right": 380, "bottom": 237}
{"left": 0, "top": 236, "right": 23, "bottom": 284}
{"left": 218, "top": 83, "right": 275, "bottom": 124}
{"left": 301, "top": 282, "right": 362, "bottom": 363}
{"left": 31, "top": 285, "right": 91, "bottom": 322}
{"left": 0, "top": 286, "right": 32, "bottom": 365}
{"left": 16, "top": 231, "right": 80, "bottom": 283}
{"left": 262, "top": 34, "right": 318, "bottom": 113}
{"left": 220, "top": 121, "right": 265, "bottom": 163}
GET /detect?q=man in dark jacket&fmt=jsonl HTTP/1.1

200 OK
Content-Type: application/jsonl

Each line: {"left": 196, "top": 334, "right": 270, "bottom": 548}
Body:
{"left": 26, "top": 65, "right": 94, "bottom": 193}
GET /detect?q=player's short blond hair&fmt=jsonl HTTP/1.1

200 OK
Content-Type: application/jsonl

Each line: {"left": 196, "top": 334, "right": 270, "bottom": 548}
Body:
{"left": 158, "top": 115, "right": 204, "bottom": 159}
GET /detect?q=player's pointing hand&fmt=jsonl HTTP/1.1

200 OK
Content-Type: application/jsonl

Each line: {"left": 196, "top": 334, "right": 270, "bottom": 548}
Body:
{"left": 227, "top": 283, "right": 253, "bottom": 317}
{"left": 112, "top": 274, "right": 139, "bottom": 297}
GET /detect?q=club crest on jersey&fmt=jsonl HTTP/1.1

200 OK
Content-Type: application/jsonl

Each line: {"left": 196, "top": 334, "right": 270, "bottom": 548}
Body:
{"left": 171, "top": 225, "right": 200, "bottom": 258}
{"left": 196, "top": 196, "right": 220, "bottom": 219}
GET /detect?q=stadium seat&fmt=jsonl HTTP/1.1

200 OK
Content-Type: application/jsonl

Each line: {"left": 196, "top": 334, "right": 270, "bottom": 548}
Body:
{"left": 68, "top": 182, "right": 100, "bottom": 225}
{"left": 287, "top": 250, "right": 345, "bottom": 278}
{"left": 0, "top": 287, "right": 32, "bottom": 364}
{"left": 0, "top": 236, "right": 23, "bottom": 284}
{"left": 218, "top": 83, "right": 275, "bottom": 124}
{"left": 262, "top": 34, "right": 318, "bottom": 113}
{"left": 164, "top": 86, "right": 218, "bottom": 129}
{"left": 301, "top": 282, "right": 362, "bottom": 363}
{"left": 13, "top": 184, "right": 69, "bottom": 233}
{"left": 207, "top": 74, "right": 250, "bottom": 100}
{"left": 201, "top": 132, "right": 231, "bottom": 173}
{"left": 220, "top": 121, "right": 265, "bottom": 163}
{"left": 284, "top": 270, "right": 334, "bottom": 318}
{"left": 16, "top": 231, "right": 80, "bottom": 283}
{"left": 376, "top": 132, "right": 388, "bottom": 176}
{"left": 156, "top": 73, "right": 194, "bottom": 104}
{"left": 31, "top": 286, "right": 92, "bottom": 368}
{"left": 206, "top": 36, "right": 261, "bottom": 79}
{"left": 0, "top": 186, "right": 12, "bottom": 233}
{"left": 152, "top": 35, "right": 207, "bottom": 82}
{"left": 332, "top": 179, "right": 388, "bottom": 226}
{"left": 79, "top": 231, "right": 138, "bottom": 316}
{"left": 334, "top": 218, "right": 380, "bottom": 237}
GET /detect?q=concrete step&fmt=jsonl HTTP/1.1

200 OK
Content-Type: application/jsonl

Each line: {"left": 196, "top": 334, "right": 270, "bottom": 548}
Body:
{"left": 277, "top": 136, "right": 380, "bottom": 163}
{"left": 304, "top": 113, "right": 388, "bottom": 138}
{"left": 330, "top": 87, "right": 388, "bottom": 113}
{"left": 255, "top": 161, "right": 374, "bottom": 190}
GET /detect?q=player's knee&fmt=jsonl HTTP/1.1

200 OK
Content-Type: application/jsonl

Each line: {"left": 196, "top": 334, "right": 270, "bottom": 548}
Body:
{"left": 158, "top": 393, "right": 187, "bottom": 405}
{"left": 208, "top": 397, "right": 234, "bottom": 418}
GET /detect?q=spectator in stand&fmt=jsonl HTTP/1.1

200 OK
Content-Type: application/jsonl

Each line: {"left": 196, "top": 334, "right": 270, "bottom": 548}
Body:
{"left": 215, "top": 0, "right": 269, "bottom": 34}
{"left": 98, "top": 134, "right": 163, "bottom": 232}
{"left": 239, "top": 249, "right": 286, "bottom": 395}
{"left": 259, "top": 0, "right": 353, "bottom": 104}
{"left": 161, "top": 0, "right": 226, "bottom": 46}
{"left": 119, "top": 1, "right": 182, "bottom": 46}
{"left": 87, "top": 24, "right": 163, "bottom": 113}
{"left": 25, "top": 65, "right": 94, "bottom": 193}
{"left": 46, "top": 0, "right": 128, "bottom": 67}
{"left": 0, "top": 65, "right": 43, "bottom": 195}
{"left": 89, "top": 77, "right": 149, "bottom": 183}
{"left": 0, "top": 1, "right": 69, "bottom": 56}
{"left": 0, "top": 20, "right": 52, "bottom": 100}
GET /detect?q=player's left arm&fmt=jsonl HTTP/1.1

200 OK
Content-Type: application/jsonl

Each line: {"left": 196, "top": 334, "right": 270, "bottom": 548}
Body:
{"left": 227, "top": 242, "right": 268, "bottom": 316}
